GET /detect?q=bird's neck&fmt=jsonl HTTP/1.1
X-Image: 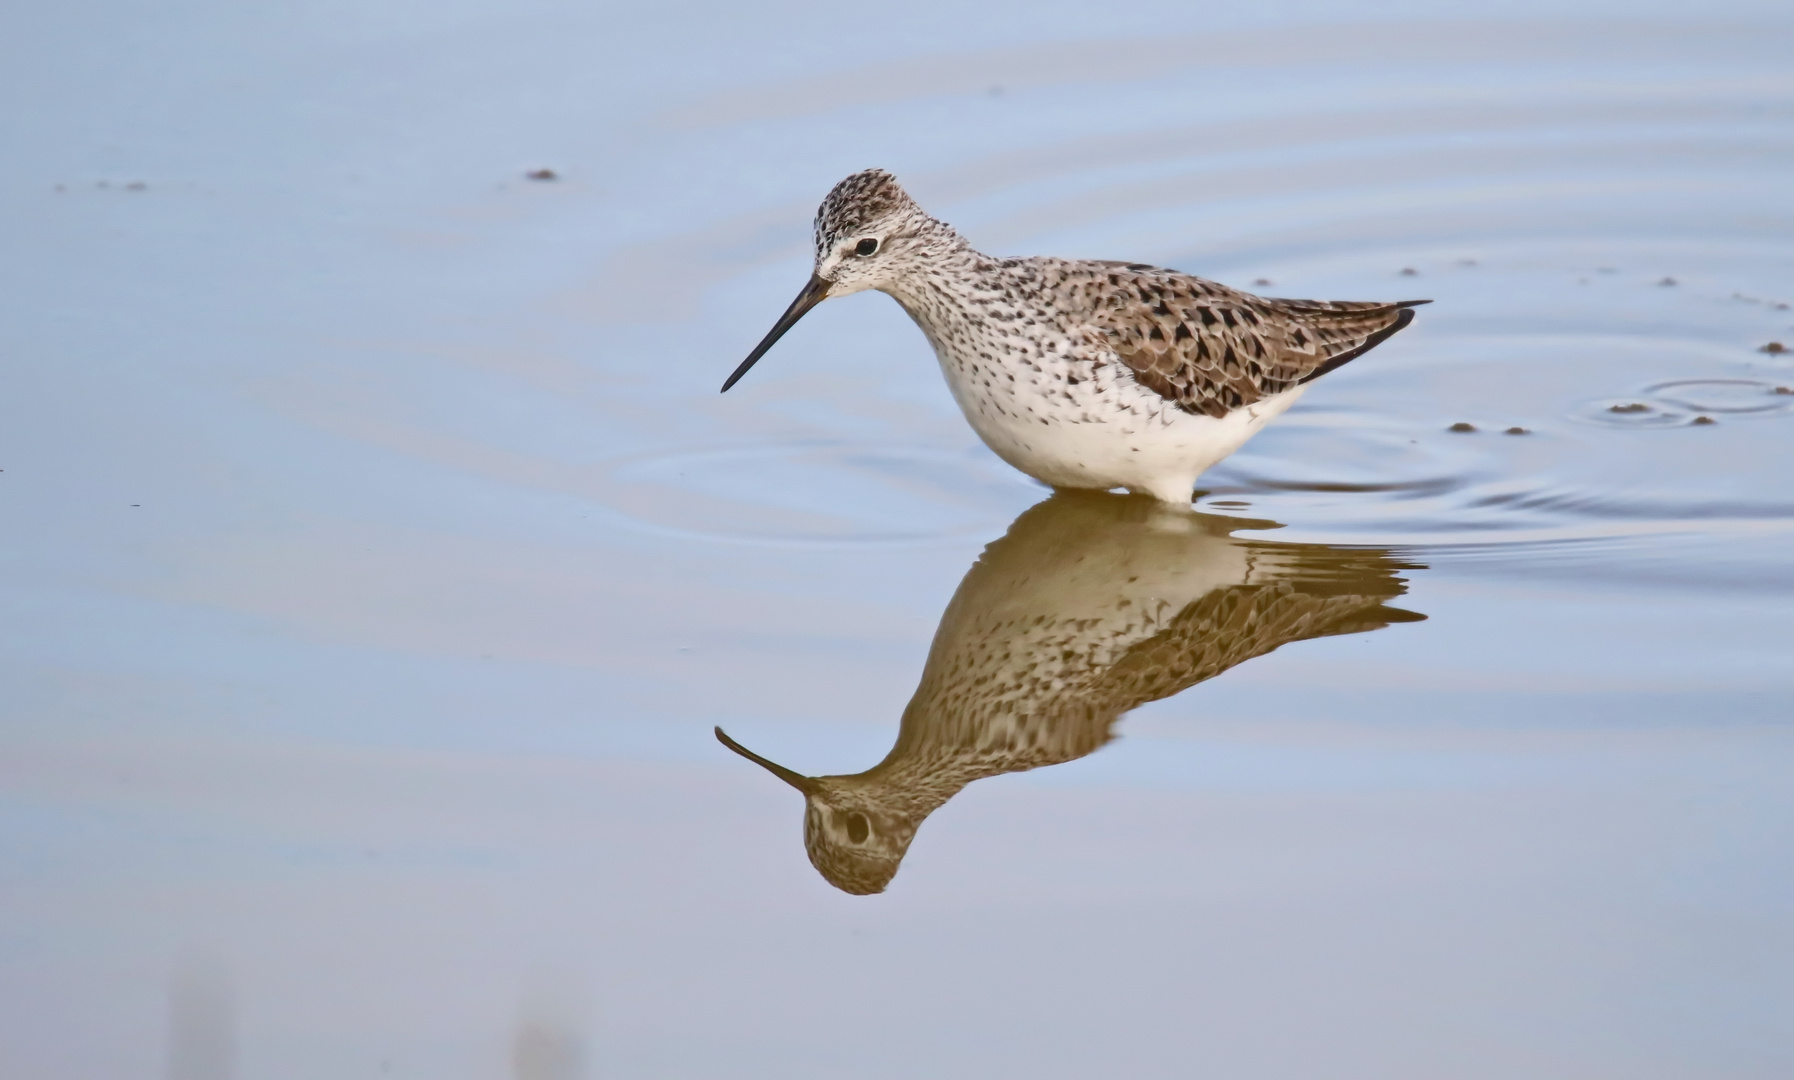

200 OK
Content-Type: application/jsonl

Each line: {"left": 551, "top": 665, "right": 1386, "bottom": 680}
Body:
{"left": 878, "top": 233, "right": 1019, "bottom": 348}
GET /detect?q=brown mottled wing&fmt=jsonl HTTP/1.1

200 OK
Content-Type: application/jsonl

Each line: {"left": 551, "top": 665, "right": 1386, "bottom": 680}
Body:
{"left": 1087, "top": 574, "right": 1422, "bottom": 716}
{"left": 1077, "top": 262, "right": 1428, "bottom": 419}
{"left": 891, "top": 548, "right": 1421, "bottom": 783}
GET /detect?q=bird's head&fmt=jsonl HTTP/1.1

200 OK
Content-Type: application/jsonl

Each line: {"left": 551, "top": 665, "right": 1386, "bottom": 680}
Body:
{"left": 720, "top": 169, "right": 957, "bottom": 392}
{"left": 808, "top": 168, "right": 943, "bottom": 298}
{"left": 715, "top": 726, "right": 923, "bottom": 895}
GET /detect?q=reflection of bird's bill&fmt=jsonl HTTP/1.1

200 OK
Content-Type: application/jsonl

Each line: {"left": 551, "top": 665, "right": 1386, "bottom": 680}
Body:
{"left": 719, "top": 274, "right": 831, "bottom": 392}
{"left": 713, "top": 726, "right": 818, "bottom": 794}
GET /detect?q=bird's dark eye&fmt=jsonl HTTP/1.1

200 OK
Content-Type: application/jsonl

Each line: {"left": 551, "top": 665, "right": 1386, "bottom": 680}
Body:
{"left": 845, "top": 812, "right": 870, "bottom": 843}
{"left": 854, "top": 238, "right": 879, "bottom": 257}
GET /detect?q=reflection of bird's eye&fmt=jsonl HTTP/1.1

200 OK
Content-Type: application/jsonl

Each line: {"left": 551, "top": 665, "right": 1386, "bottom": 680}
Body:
{"left": 846, "top": 812, "right": 870, "bottom": 843}
{"left": 854, "top": 238, "right": 879, "bottom": 257}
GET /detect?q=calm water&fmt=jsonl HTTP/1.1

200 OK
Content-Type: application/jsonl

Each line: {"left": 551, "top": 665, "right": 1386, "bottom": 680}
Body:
{"left": 3, "top": 2, "right": 1793, "bottom": 1077}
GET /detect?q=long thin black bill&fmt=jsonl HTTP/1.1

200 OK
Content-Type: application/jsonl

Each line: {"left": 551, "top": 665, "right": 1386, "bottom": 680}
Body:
{"left": 714, "top": 726, "right": 820, "bottom": 795}
{"left": 720, "top": 274, "right": 831, "bottom": 392}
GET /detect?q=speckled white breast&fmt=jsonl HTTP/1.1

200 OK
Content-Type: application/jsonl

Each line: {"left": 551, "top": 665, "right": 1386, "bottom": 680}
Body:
{"left": 887, "top": 266, "right": 1304, "bottom": 503}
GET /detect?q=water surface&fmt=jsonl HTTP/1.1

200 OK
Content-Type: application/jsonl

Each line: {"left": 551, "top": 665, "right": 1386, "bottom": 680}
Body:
{"left": 2, "top": 2, "right": 1792, "bottom": 1078}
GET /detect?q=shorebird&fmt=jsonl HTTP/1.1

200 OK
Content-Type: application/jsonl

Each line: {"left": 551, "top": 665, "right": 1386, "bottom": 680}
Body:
{"left": 717, "top": 491, "right": 1424, "bottom": 894}
{"left": 722, "top": 169, "right": 1428, "bottom": 504}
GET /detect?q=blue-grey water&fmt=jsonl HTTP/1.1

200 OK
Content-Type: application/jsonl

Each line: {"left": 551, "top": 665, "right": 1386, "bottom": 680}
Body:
{"left": 3, "top": 2, "right": 1793, "bottom": 1077}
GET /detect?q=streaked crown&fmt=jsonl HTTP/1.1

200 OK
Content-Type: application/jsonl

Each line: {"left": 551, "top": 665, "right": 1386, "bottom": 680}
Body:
{"left": 812, "top": 168, "right": 923, "bottom": 257}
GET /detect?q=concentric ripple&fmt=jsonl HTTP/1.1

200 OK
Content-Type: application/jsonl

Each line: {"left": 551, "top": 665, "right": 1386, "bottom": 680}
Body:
{"left": 1645, "top": 378, "right": 1794, "bottom": 416}
{"left": 1572, "top": 378, "right": 1794, "bottom": 428}
{"left": 298, "top": 22, "right": 1794, "bottom": 580}
{"left": 604, "top": 25, "right": 1793, "bottom": 575}
{"left": 1197, "top": 303, "right": 1794, "bottom": 560}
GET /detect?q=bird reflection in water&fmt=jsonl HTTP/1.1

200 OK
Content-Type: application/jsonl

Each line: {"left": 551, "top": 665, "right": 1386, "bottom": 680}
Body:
{"left": 717, "top": 491, "right": 1425, "bottom": 894}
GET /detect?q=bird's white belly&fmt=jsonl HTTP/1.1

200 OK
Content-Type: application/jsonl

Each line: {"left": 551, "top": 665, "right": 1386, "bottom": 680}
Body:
{"left": 940, "top": 354, "right": 1306, "bottom": 503}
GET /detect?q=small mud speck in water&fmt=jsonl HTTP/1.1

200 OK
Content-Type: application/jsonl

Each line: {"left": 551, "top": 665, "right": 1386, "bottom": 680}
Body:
{"left": 1691, "top": 415, "right": 1716, "bottom": 425}
{"left": 1505, "top": 426, "right": 1529, "bottom": 435}
{"left": 125, "top": 181, "right": 145, "bottom": 191}
{"left": 1458, "top": 258, "right": 1478, "bottom": 266}
{"left": 525, "top": 168, "right": 558, "bottom": 181}
{"left": 1610, "top": 403, "right": 1651, "bottom": 414}
{"left": 1253, "top": 278, "right": 1272, "bottom": 286}
{"left": 1760, "top": 341, "right": 1787, "bottom": 354}
{"left": 1399, "top": 267, "right": 1419, "bottom": 276}
{"left": 1657, "top": 277, "right": 1677, "bottom": 286}
{"left": 1775, "top": 386, "right": 1794, "bottom": 395}
{"left": 1448, "top": 422, "right": 1476, "bottom": 432}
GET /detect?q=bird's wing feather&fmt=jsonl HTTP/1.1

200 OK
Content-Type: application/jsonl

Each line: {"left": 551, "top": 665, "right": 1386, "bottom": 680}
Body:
{"left": 891, "top": 544, "right": 1421, "bottom": 783}
{"left": 1072, "top": 261, "right": 1426, "bottom": 418}
{"left": 1088, "top": 576, "right": 1417, "bottom": 713}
